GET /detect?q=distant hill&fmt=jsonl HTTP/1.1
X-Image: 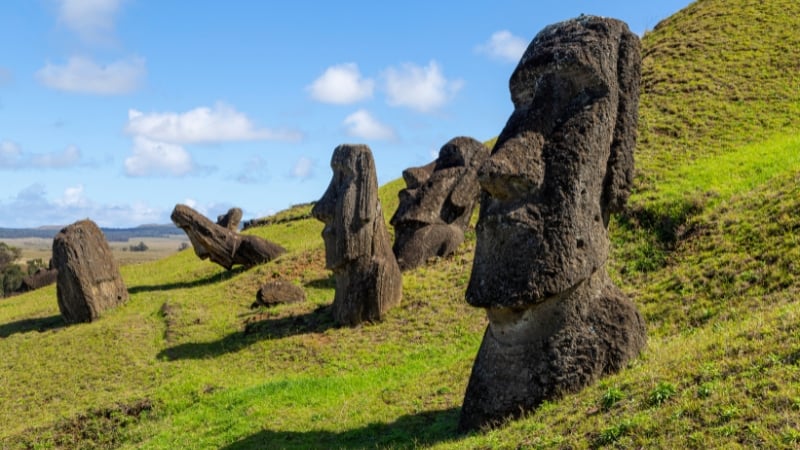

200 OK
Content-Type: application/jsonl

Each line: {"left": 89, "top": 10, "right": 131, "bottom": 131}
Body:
{"left": 0, "top": 224, "right": 183, "bottom": 242}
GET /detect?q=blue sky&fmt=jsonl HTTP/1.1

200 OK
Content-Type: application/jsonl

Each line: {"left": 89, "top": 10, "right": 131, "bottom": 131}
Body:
{"left": 0, "top": 0, "right": 693, "bottom": 228}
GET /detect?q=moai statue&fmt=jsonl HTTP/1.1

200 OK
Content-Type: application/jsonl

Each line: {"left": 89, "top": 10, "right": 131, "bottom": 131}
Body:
{"left": 312, "top": 144, "right": 402, "bottom": 326}
{"left": 459, "top": 16, "right": 647, "bottom": 431}
{"left": 390, "top": 137, "right": 490, "bottom": 271}
{"left": 216, "top": 207, "right": 243, "bottom": 231}
{"left": 52, "top": 219, "right": 129, "bottom": 323}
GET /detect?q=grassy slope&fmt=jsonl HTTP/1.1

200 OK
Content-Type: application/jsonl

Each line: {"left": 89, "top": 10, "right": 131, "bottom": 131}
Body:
{"left": 2, "top": 0, "right": 800, "bottom": 447}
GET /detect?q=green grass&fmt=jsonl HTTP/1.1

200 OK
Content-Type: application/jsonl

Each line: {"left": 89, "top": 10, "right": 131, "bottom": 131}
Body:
{"left": 3, "top": 0, "right": 800, "bottom": 447}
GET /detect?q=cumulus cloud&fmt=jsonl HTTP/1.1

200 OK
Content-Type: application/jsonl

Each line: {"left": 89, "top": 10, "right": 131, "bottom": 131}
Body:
{"left": 0, "top": 140, "right": 83, "bottom": 169}
{"left": 0, "top": 183, "right": 165, "bottom": 228}
{"left": 124, "top": 136, "right": 193, "bottom": 177}
{"left": 125, "top": 103, "right": 302, "bottom": 144}
{"left": 476, "top": 30, "right": 528, "bottom": 63}
{"left": 36, "top": 56, "right": 145, "bottom": 94}
{"left": 343, "top": 109, "right": 396, "bottom": 140}
{"left": 307, "top": 63, "right": 374, "bottom": 104}
{"left": 383, "top": 61, "right": 463, "bottom": 112}
{"left": 290, "top": 156, "right": 315, "bottom": 180}
{"left": 56, "top": 0, "right": 124, "bottom": 43}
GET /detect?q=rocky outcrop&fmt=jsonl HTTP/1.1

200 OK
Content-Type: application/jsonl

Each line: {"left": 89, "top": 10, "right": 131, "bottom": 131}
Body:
{"left": 311, "top": 144, "right": 402, "bottom": 326}
{"left": 459, "top": 16, "right": 647, "bottom": 432}
{"left": 252, "top": 280, "right": 306, "bottom": 308}
{"left": 390, "top": 137, "right": 489, "bottom": 271}
{"left": 171, "top": 204, "right": 285, "bottom": 270}
{"left": 52, "top": 220, "right": 128, "bottom": 323}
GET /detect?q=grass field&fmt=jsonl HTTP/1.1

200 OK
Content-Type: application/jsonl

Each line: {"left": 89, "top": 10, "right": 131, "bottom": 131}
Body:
{"left": 2, "top": 0, "right": 800, "bottom": 447}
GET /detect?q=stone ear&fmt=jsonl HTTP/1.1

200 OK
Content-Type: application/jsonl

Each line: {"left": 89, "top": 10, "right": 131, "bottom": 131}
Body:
{"left": 602, "top": 29, "right": 641, "bottom": 217}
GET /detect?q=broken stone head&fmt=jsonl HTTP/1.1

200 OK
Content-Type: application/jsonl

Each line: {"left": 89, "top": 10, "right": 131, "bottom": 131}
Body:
{"left": 459, "top": 16, "right": 647, "bottom": 432}
{"left": 390, "top": 136, "right": 489, "bottom": 271}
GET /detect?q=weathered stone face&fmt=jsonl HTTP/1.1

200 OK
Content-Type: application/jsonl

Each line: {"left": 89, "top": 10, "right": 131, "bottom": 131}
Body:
{"left": 52, "top": 219, "right": 128, "bottom": 324}
{"left": 390, "top": 137, "right": 490, "bottom": 271}
{"left": 459, "top": 16, "right": 647, "bottom": 432}
{"left": 311, "top": 144, "right": 402, "bottom": 326}
{"left": 467, "top": 15, "right": 641, "bottom": 309}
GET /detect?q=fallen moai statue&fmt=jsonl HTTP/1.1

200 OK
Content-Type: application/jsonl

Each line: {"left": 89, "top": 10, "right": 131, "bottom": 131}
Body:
{"left": 252, "top": 280, "right": 306, "bottom": 308}
{"left": 52, "top": 219, "right": 128, "bottom": 323}
{"left": 459, "top": 16, "right": 647, "bottom": 432}
{"left": 216, "top": 207, "right": 243, "bottom": 231}
{"left": 171, "top": 204, "right": 286, "bottom": 270}
{"left": 390, "top": 136, "right": 489, "bottom": 271}
{"left": 311, "top": 144, "right": 402, "bottom": 326}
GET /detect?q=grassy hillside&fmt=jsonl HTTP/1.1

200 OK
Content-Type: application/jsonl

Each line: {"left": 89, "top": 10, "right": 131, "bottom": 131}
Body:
{"left": 2, "top": 0, "right": 800, "bottom": 447}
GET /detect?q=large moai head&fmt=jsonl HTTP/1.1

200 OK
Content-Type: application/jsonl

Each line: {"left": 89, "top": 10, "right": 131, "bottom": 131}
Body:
{"left": 390, "top": 136, "right": 490, "bottom": 270}
{"left": 467, "top": 15, "right": 641, "bottom": 308}
{"left": 458, "top": 16, "right": 646, "bottom": 432}
{"left": 311, "top": 144, "right": 402, "bottom": 326}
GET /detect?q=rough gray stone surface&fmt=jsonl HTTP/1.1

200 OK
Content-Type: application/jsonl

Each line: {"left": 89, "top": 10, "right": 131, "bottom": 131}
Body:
{"left": 216, "top": 207, "right": 243, "bottom": 231}
{"left": 253, "top": 280, "right": 306, "bottom": 308}
{"left": 52, "top": 220, "right": 128, "bottom": 323}
{"left": 390, "top": 136, "right": 489, "bottom": 271}
{"left": 459, "top": 16, "right": 647, "bottom": 432}
{"left": 311, "top": 144, "right": 402, "bottom": 326}
{"left": 171, "top": 204, "right": 285, "bottom": 270}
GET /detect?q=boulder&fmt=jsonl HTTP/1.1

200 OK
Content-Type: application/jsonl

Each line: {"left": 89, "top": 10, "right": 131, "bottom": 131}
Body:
{"left": 171, "top": 204, "right": 285, "bottom": 270}
{"left": 52, "top": 220, "right": 128, "bottom": 323}
{"left": 311, "top": 144, "right": 402, "bottom": 326}
{"left": 253, "top": 280, "right": 306, "bottom": 308}
{"left": 459, "top": 16, "right": 647, "bottom": 432}
{"left": 390, "top": 137, "right": 489, "bottom": 271}
{"left": 216, "top": 207, "right": 243, "bottom": 231}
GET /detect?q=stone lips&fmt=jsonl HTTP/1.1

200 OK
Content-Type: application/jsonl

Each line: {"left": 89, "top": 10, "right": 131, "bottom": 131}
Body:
{"left": 312, "top": 144, "right": 402, "bottom": 326}
{"left": 52, "top": 219, "right": 128, "bottom": 324}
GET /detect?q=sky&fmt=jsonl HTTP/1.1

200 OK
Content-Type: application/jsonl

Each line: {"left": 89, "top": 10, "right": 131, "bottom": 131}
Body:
{"left": 0, "top": 0, "right": 694, "bottom": 228}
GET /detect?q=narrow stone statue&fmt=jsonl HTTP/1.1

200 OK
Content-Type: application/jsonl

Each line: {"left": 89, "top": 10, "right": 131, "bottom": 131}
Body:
{"left": 312, "top": 144, "right": 402, "bottom": 326}
{"left": 459, "top": 16, "right": 648, "bottom": 431}
{"left": 390, "top": 136, "right": 489, "bottom": 271}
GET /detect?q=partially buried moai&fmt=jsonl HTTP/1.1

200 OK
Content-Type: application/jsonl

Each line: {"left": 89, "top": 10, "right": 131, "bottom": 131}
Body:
{"left": 459, "top": 16, "right": 647, "bottom": 432}
{"left": 52, "top": 219, "right": 129, "bottom": 324}
{"left": 312, "top": 144, "right": 402, "bottom": 326}
{"left": 390, "top": 136, "right": 489, "bottom": 271}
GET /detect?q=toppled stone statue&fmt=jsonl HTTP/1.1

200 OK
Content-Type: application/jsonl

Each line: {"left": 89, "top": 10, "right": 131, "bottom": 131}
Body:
{"left": 252, "top": 280, "right": 306, "bottom": 308}
{"left": 459, "top": 16, "right": 647, "bottom": 432}
{"left": 216, "top": 207, "right": 243, "bottom": 231}
{"left": 171, "top": 204, "right": 285, "bottom": 270}
{"left": 311, "top": 144, "right": 402, "bottom": 326}
{"left": 52, "top": 220, "right": 128, "bottom": 323}
{"left": 390, "top": 137, "right": 490, "bottom": 271}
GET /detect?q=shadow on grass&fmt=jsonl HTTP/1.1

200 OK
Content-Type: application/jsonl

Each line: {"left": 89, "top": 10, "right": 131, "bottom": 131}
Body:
{"left": 0, "top": 315, "right": 65, "bottom": 338}
{"left": 304, "top": 274, "right": 335, "bottom": 290}
{"left": 128, "top": 266, "right": 248, "bottom": 294}
{"left": 157, "top": 305, "right": 336, "bottom": 361}
{"left": 221, "top": 407, "right": 463, "bottom": 450}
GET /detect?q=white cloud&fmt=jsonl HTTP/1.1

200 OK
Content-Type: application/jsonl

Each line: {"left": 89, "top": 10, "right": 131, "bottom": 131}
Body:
{"left": 476, "top": 30, "right": 528, "bottom": 63}
{"left": 125, "top": 103, "right": 302, "bottom": 144}
{"left": 124, "top": 136, "right": 194, "bottom": 177}
{"left": 343, "top": 109, "right": 396, "bottom": 140}
{"left": 36, "top": 56, "right": 145, "bottom": 94}
{"left": 56, "top": 0, "right": 123, "bottom": 43}
{"left": 290, "top": 156, "right": 315, "bottom": 179}
{"left": 30, "top": 145, "right": 81, "bottom": 168}
{"left": 234, "top": 156, "right": 270, "bottom": 184}
{"left": 383, "top": 61, "right": 463, "bottom": 112}
{"left": 0, "top": 183, "right": 165, "bottom": 228}
{"left": 307, "top": 63, "right": 374, "bottom": 104}
{"left": 0, "top": 140, "right": 83, "bottom": 169}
